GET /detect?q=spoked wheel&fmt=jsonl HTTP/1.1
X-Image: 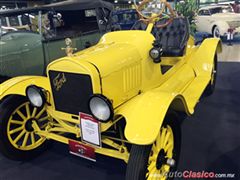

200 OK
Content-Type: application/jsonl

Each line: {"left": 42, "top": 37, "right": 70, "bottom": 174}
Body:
{"left": 126, "top": 112, "right": 181, "bottom": 180}
{"left": 0, "top": 95, "right": 50, "bottom": 160}
{"left": 204, "top": 54, "right": 218, "bottom": 96}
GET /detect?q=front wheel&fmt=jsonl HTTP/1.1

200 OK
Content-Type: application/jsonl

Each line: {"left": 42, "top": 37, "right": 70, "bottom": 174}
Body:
{"left": 0, "top": 95, "right": 50, "bottom": 161}
{"left": 126, "top": 112, "right": 181, "bottom": 180}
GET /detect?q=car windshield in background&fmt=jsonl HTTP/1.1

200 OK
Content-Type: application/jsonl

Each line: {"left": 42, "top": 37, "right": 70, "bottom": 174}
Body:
{"left": 42, "top": 9, "right": 99, "bottom": 40}
{"left": 0, "top": 13, "right": 40, "bottom": 35}
{"left": 112, "top": 12, "right": 138, "bottom": 24}
{"left": 210, "top": 6, "right": 233, "bottom": 14}
{"left": 0, "top": 9, "right": 99, "bottom": 40}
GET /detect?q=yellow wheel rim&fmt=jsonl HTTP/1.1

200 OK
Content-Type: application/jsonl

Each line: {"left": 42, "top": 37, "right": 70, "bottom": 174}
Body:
{"left": 7, "top": 102, "right": 49, "bottom": 151}
{"left": 146, "top": 125, "right": 174, "bottom": 180}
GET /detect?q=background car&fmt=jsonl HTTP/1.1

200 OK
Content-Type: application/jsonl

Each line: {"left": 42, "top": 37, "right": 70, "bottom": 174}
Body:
{"left": 0, "top": 0, "right": 113, "bottom": 83}
{"left": 195, "top": 4, "right": 240, "bottom": 38}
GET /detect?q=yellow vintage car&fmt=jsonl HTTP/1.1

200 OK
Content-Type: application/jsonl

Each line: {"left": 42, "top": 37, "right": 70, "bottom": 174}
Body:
{"left": 0, "top": 0, "right": 221, "bottom": 179}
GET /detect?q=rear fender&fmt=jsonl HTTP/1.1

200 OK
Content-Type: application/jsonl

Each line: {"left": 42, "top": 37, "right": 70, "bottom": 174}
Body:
{"left": 116, "top": 90, "right": 190, "bottom": 145}
{"left": 0, "top": 76, "right": 50, "bottom": 100}
{"left": 189, "top": 38, "right": 222, "bottom": 77}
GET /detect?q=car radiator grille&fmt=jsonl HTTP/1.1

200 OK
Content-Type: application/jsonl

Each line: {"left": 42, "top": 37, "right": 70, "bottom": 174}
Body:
{"left": 49, "top": 70, "right": 93, "bottom": 115}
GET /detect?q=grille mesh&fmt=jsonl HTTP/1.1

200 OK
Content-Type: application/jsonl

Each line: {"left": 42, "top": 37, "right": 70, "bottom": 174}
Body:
{"left": 49, "top": 71, "right": 93, "bottom": 115}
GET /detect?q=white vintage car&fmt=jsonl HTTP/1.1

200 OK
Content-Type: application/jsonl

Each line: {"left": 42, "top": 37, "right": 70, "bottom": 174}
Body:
{"left": 195, "top": 4, "right": 240, "bottom": 38}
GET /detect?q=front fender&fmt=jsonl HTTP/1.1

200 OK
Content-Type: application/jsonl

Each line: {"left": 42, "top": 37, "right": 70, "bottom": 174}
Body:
{"left": 0, "top": 76, "right": 50, "bottom": 100}
{"left": 116, "top": 90, "right": 189, "bottom": 145}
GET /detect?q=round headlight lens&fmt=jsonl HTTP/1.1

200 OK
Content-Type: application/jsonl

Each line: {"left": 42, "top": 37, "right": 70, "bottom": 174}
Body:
{"left": 150, "top": 48, "right": 160, "bottom": 59}
{"left": 89, "top": 95, "right": 113, "bottom": 122}
{"left": 26, "top": 85, "right": 46, "bottom": 108}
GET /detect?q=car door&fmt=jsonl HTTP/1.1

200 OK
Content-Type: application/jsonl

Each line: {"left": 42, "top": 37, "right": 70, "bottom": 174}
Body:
{"left": 195, "top": 9, "right": 212, "bottom": 33}
{"left": 0, "top": 14, "right": 44, "bottom": 79}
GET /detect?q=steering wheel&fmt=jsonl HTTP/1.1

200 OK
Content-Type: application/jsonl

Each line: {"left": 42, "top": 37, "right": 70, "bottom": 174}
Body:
{"left": 134, "top": 0, "right": 175, "bottom": 28}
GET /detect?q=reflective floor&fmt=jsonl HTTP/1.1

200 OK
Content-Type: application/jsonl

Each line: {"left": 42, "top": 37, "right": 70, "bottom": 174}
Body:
{"left": 0, "top": 62, "right": 240, "bottom": 180}
{"left": 219, "top": 43, "right": 240, "bottom": 62}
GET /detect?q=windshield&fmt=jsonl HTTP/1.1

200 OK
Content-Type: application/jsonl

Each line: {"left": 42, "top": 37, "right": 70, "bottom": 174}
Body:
{"left": 41, "top": 9, "right": 99, "bottom": 40}
{"left": 0, "top": 9, "right": 100, "bottom": 39}
{"left": 210, "top": 6, "right": 234, "bottom": 14}
{"left": 113, "top": 12, "right": 138, "bottom": 24}
{"left": 0, "top": 12, "right": 41, "bottom": 36}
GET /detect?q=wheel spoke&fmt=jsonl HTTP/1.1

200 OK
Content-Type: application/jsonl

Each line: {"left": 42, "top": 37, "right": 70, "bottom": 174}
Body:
{"left": 9, "top": 126, "right": 24, "bottom": 135}
{"left": 38, "top": 116, "right": 49, "bottom": 122}
{"left": 25, "top": 103, "right": 31, "bottom": 118}
{"left": 149, "top": 154, "right": 156, "bottom": 162}
{"left": 163, "top": 130, "right": 171, "bottom": 148}
{"left": 164, "top": 141, "right": 173, "bottom": 153}
{"left": 40, "top": 123, "right": 48, "bottom": 129}
{"left": 160, "top": 128, "right": 166, "bottom": 148}
{"left": 148, "top": 161, "right": 156, "bottom": 173}
{"left": 13, "top": 130, "right": 26, "bottom": 144}
{"left": 162, "top": 165, "right": 170, "bottom": 175}
{"left": 31, "top": 132, "right": 35, "bottom": 144}
{"left": 10, "top": 120, "right": 23, "bottom": 125}
{"left": 152, "top": 143, "right": 158, "bottom": 154}
{"left": 22, "top": 132, "right": 30, "bottom": 147}
{"left": 16, "top": 110, "right": 27, "bottom": 121}
{"left": 32, "top": 107, "right": 37, "bottom": 117}
{"left": 36, "top": 108, "right": 45, "bottom": 119}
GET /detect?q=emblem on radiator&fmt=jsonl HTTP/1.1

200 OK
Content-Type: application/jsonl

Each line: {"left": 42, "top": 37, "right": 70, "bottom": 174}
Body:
{"left": 53, "top": 73, "right": 67, "bottom": 91}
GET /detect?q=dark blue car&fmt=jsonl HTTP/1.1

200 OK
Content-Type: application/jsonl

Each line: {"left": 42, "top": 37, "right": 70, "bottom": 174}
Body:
{"left": 112, "top": 9, "right": 138, "bottom": 30}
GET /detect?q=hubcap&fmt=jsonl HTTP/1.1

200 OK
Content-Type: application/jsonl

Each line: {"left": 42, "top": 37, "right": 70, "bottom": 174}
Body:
{"left": 25, "top": 119, "right": 35, "bottom": 132}
{"left": 7, "top": 102, "right": 49, "bottom": 150}
{"left": 156, "top": 149, "right": 167, "bottom": 169}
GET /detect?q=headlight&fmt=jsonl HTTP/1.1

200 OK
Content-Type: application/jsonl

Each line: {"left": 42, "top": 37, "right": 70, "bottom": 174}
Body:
{"left": 149, "top": 46, "right": 163, "bottom": 63}
{"left": 26, "top": 85, "right": 46, "bottom": 108}
{"left": 89, "top": 94, "right": 113, "bottom": 122}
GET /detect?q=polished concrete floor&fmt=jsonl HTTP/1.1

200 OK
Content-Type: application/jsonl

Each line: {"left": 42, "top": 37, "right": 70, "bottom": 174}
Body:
{"left": 0, "top": 59, "right": 240, "bottom": 179}
{"left": 219, "top": 43, "right": 240, "bottom": 62}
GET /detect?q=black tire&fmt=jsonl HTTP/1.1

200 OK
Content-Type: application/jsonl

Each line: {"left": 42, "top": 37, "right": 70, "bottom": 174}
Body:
{"left": 0, "top": 95, "right": 49, "bottom": 161}
{"left": 0, "top": 75, "right": 10, "bottom": 84}
{"left": 126, "top": 111, "right": 181, "bottom": 180}
{"left": 204, "top": 54, "right": 218, "bottom": 96}
{"left": 213, "top": 26, "right": 220, "bottom": 38}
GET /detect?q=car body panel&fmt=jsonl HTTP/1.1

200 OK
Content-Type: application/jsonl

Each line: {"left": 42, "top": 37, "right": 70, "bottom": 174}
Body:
{"left": 0, "top": 25, "right": 222, "bottom": 145}
{"left": 0, "top": 32, "right": 44, "bottom": 77}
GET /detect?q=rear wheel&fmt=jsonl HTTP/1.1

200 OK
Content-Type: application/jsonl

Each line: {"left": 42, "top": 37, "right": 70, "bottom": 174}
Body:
{"left": 204, "top": 54, "right": 218, "bottom": 96}
{"left": 0, "top": 95, "right": 50, "bottom": 161}
{"left": 213, "top": 26, "right": 220, "bottom": 38}
{"left": 126, "top": 112, "right": 181, "bottom": 180}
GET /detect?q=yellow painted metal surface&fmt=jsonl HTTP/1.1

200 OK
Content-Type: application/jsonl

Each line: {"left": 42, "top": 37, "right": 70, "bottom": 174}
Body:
{"left": 0, "top": 76, "right": 51, "bottom": 100}
{"left": 0, "top": 22, "right": 222, "bottom": 147}
{"left": 116, "top": 64, "right": 195, "bottom": 145}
